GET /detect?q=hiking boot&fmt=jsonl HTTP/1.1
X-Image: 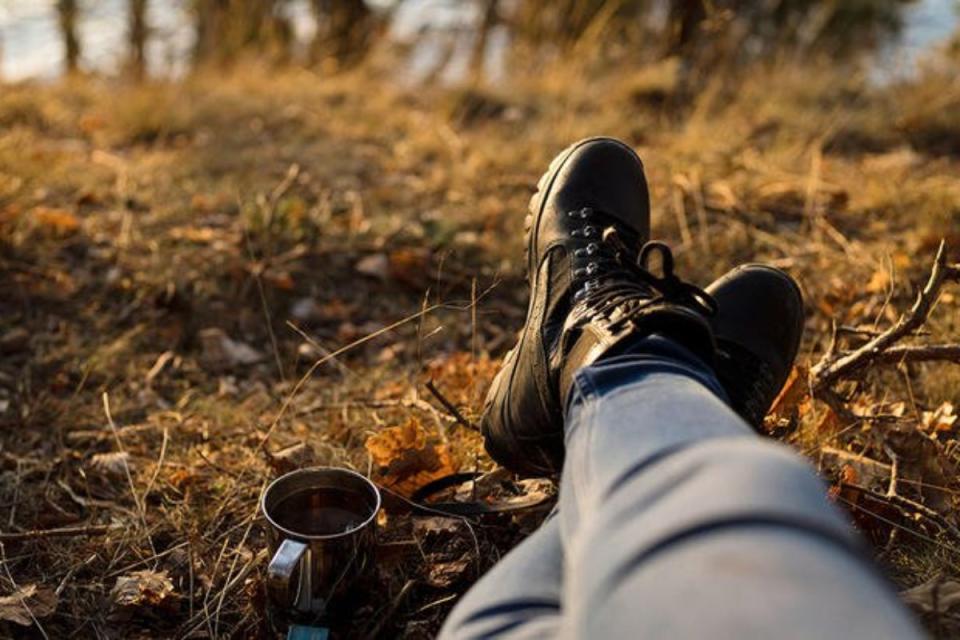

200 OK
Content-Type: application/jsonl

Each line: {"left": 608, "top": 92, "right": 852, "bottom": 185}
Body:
{"left": 481, "top": 137, "right": 717, "bottom": 476}
{"left": 706, "top": 264, "right": 805, "bottom": 428}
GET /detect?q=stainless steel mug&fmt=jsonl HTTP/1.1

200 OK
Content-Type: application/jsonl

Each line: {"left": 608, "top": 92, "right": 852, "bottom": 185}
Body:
{"left": 261, "top": 467, "right": 381, "bottom": 616}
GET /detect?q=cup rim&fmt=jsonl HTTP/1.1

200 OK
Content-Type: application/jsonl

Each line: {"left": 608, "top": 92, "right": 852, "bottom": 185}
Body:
{"left": 261, "top": 466, "right": 381, "bottom": 541}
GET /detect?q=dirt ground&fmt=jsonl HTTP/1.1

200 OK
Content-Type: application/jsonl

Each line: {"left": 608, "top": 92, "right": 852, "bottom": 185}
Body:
{"left": 2, "top": 52, "right": 960, "bottom": 637}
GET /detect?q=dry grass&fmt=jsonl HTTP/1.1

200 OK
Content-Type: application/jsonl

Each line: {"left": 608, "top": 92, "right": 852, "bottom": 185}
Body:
{"left": 1, "top": 51, "right": 960, "bottom": 637}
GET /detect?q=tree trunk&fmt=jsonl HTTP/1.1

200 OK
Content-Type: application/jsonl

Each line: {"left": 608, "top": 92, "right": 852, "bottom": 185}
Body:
{"left": 129, "top": 0, "right": 148, "bottom": 79}
{"left": 470, "top": 0, "right": 500, "bottom": 80}
{"left": 310, "top": 0, "right": 373, "bottom": 65}
{"left": 57, "top": 0, "right": 81, "bottom": 74}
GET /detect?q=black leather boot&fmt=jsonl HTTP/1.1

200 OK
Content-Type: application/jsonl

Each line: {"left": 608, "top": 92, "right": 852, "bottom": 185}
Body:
{"left": 480, "top": 138, "right": 716, "bottom": 476}
{"left": 707, "top": 264, "right": 805, "bottom": 428}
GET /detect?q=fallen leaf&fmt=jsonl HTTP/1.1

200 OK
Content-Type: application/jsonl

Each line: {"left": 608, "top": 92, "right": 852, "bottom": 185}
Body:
{"left": 767, "top": 365, "right": 809, "bottom": 418}
{"left": 169, "top": 226, "right": 218, "bottom": 243}
{"left": 32, "top": 206, "right": 80, "bottom": 234}
{"left": 168, "top": 468, "right": 197, "bottom": 490}
{"left": 89, "top": 451, "right": 132, "bottom": 477}
{"left": 266, "top": 442, "right": 316, "bottom": 475}
{"left": 866, "top": 268, "right": 890, "bottom": 294}
{"left": 110, "top": 570, "right": 177, "bottom": 620}
{"left": 820, "top": 447, "right": 892, "bottom": 490}
{"left": 0, "top": 327, "right": 29, "bottom": 354}
{"left": 413, "top": 517, "right": 463, "bottom": 543}
{"left": 0, "top": 584, "right": 58, "bottom": 626}
{"left": 264, "top": 269, "right": 294, "bottom": 290}
{"left": 290, "top": 298, "right": 321, "bottom": 322}
{"left": 704, "top": 180, "right": 738, "bottom": 211}
{"left": 356, "top": 253, "right": 389, "bottom": 280}
{"left": 425, "top": 554, "right": 471, "bottom": 589}
{"left": 198, "top": 328, "right": 264, "bottom": 370}
{"left": 921, "top": 402, "right": 957, "bottom": 433}
{"left": 388, "top": 248, "right": 431, "bottom": 286}
{"left": 365, "top": 419, "right": 455, "bottom": 496}
{"left": 886, "top": 426, "right": 955, "bottom": 512}
{"left": 814, "top": 407, "right": 841, "bottom": 436}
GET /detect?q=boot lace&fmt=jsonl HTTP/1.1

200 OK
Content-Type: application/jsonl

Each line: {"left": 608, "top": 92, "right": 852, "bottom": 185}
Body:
{"left": 567, "top": 207, "right": 717, "bottom": 327}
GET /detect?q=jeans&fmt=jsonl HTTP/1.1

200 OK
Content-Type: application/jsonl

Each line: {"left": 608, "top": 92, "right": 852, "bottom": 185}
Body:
{"left": 440, "top": 337, "right": 922, "bottom": 639}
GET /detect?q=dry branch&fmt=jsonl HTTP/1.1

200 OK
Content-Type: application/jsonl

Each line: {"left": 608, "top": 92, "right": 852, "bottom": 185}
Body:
{"left": 811, "top": 241, "right": 960, "bottom": 392}
{"left": 845, "top": 482, "right": 960, "bottom": 544}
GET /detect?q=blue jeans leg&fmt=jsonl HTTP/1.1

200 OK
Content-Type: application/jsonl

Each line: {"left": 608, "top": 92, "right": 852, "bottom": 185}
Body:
{"left": 441, "top": 336, "right": 922, "bottom": 639}
{"left": 439, "top": 515, "right": 562, "bottom": 639}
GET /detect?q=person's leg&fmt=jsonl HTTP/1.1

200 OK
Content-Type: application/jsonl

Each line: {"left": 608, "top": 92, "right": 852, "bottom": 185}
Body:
{"left": 560, "top": 336, "right": 922, "bottom": 639}
{"left": 439, "top": 515, "right": 562, "bottom": 639}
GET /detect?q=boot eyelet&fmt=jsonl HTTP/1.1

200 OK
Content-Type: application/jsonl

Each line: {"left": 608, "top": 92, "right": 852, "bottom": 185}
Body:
{"left": 586, "top": 263, "right": 598, "bottom": 275}
{"left": 574, "top": 243, "right": 599, "bottom": 257}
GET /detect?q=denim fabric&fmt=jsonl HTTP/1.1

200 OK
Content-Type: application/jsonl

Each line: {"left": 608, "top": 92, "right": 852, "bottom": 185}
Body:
{"left": 440, "top": 337, "right": 922, "bottom": 639}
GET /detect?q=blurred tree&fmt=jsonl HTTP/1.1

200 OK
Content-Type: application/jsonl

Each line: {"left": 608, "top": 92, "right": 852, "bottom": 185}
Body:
{"left": 470, "top": 0, "right": 501, "bottom": 79}
{"left": 192, "top": 0, "right": 293, "bottom": 65}
{"left": 309, "top": 0, "right": 376, "bottom": 66}
{"left": 512, "top": 0, "right": 648, "bottom": 49}
{"left": 507, "top": 0, "right": 910, "bottom": 61}
{"left": 129, "top": 0, "right": 148, "bottom": 79}
{"left": 57, "top": 0, "right": 81, "bottom": 74}
{"left": 666, "top": 0, "right": 706, "bottom": 57}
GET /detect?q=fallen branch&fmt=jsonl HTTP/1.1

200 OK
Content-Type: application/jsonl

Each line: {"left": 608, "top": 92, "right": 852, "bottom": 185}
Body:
{"left": 870, "top": 344, "right": 960, "bottom": 366}
{"left": 811, "top": 241, "right": 960, "bottom": 392}
{"left": 845, "top": 482, "right": 960, "bottom": 544}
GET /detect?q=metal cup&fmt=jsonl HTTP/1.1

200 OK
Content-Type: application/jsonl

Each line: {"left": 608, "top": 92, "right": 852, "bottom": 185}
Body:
{"left": 261, "top": 467, "right": 381, "bottom": 617}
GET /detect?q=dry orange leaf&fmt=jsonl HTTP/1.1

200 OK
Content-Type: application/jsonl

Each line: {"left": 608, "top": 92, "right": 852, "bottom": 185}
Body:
{"left": 169, "top": 226, "right": 217, "bottom": 243}
{"left": 32, "top": 206, "right": 80, "bottom": 234}
{"left": 365, "top": 419, "right": 454, "bottom": 496}
{"left": 839, "top": 463, "right": 858, "bottom": 485}
{"left": 768, "top": 365, "right": 809, "bottom": 418}
{"left": 921, "top": 402, "right": 957, "bottom": 433}
{"left": 866, "top": 268, "right": 890, "bottom": 294}
{"left": 814, "top": 406, "right": 841, "bottom": 436}
{"left": 264, "top": 269, "right": 295, "bottom": 290}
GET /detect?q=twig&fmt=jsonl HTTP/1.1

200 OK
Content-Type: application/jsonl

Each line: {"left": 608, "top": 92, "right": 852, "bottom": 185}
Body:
{"left": 363, "top": 579, "right": 415, "bottom": 640}
{"left": 811, "top": 241, "right": 960, "bottom": 391}
{"left": 141, "top": 427, "right": 169, "bottom": 511}
{"left": 286, "top": 320, "right": 354, "bottom": 378}
{"left": 0, "top": 524, "right": 116, "bottom": 542}
{"left": 870, "top": 344, "right": 960, "bottom": 366}
{"left": 844, "top": 482, "right": 960, "bottom": 543}
{"left": 56, "top": 553, "right": 97, "bottom": 596}
{"left": 425, "top": 379, "right": 478, "bottom": 432}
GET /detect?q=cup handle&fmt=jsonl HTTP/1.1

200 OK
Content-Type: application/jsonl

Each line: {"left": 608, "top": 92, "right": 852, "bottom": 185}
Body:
{"left": 267, "top": 539, "right": 308, "bottom": 608}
